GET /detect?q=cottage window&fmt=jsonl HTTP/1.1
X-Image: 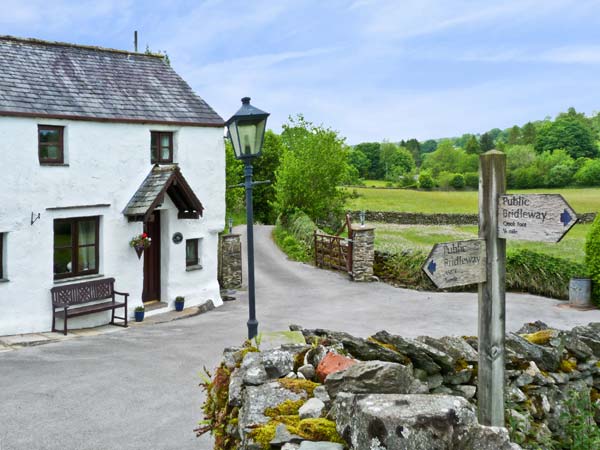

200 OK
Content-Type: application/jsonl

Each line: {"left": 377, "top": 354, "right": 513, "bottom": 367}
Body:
{"left": 151, "top": 132, "right": 173, "bottom": 164}
{"left": 38, "top": 125, "right": 64, "bottom": 164}
{"left": 54, "top": 217, "right": 99, "bottom": 279}
{"left": 186, "top": 239, "right": 200, "bottom": 267}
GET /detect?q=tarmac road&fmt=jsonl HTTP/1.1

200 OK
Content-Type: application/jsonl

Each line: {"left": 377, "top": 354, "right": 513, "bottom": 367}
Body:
{"left": 1, "top": 225, "right": 599, "bottom": 450}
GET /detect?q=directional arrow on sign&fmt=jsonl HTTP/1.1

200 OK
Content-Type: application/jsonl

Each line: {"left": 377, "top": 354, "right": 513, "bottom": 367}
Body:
{"left": 422, "top": 239, "right": 486, "bottom": 289}
{"left": 497, "top": 194, "right": 578, "bottom": 243}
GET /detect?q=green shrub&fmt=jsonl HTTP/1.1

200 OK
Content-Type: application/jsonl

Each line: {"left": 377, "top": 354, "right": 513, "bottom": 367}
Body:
{"left": 273, "top": 212, "right": 316, "bottom": 263}
{"left": 450, "top": 173, "right": 465, "bottom": 189}
{"left": 464, "top": 172, "right": 479, "bottom": 189}
{"left": 575, "top": 159, "right": 600, "bottom": 186}
{"left": 418, "top": 171, "right": 434, "bottom": 189}
{"left": 585, "top": 215, "right": 600, "bottom": 305}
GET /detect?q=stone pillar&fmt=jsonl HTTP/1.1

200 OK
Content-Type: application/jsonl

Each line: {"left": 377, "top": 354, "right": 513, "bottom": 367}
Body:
{"left": 351, "top": 227, "right": 375, "bottom": 282}
{"left": 219, "top": 234, "right": 242, "bottom": 290}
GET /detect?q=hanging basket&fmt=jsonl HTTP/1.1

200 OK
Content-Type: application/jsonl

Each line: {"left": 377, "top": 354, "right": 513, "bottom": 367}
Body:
{"left": 134, "top": 245, "right": 145, "bottom": 259}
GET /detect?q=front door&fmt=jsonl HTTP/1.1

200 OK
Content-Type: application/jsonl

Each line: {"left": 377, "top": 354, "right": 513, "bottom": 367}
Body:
{"left": 143, "top": 211, "right": 161, "bottom": 302}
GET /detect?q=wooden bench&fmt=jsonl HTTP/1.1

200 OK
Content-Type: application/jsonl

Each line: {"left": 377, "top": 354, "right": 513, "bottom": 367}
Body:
{"left": 51, "top": 278, "right": 129, "bottom": 335}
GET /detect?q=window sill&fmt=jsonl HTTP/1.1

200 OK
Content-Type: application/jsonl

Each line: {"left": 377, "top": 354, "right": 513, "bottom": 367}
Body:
{"left": 40, "top": 163, "right": 69, "bottom": 167}
{"left": 186, "top": 264, "right": 203, "bottom": 272}
{"left": 0, "top": 278, "right": 9, "bottom": 283}
{"left": 54, "top": 273, "right": 104, "bottom": 285}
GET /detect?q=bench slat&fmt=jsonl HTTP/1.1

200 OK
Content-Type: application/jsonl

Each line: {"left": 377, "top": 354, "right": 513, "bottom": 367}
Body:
{"left": 53, "top": 301, "right": 126, "bottom": 319}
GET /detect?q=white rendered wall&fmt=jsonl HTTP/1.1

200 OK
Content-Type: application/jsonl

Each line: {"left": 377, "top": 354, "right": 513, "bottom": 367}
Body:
{"left": 0, "top": 117, "right": 225, "bottom": 335}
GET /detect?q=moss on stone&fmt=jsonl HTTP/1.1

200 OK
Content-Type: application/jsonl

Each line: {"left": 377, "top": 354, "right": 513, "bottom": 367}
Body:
{"left": 265, "top": 399, "right": 305, "bottom": 417}
{"left": 367, "top": 336, "right": 399, "bottom": 352}
{"left": 560, "top": 358, "right": 577, "bottom": 373}
{"left": 591, "top": 388, "right": 600, "bottom": 403}
{"left": 296, "top": 418, "right": 345, "bottom": 443}
{"left": 521, "top": 330, "right": 555, "bottom": 345}
{"left": 248, "top": 422, "right": 278, "bottom": 450}
{"left": 455, "top": 358, "right": 469, "bottom": 371}
{"left": 294, "top": 348, "right": 309, "bottom": 371}
{"left": 278, "top": 378, "right": 319, "bottom": 397}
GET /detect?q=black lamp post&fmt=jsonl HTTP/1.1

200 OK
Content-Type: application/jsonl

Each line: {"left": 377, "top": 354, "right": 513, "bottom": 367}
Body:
{"left": 226, "top": 97, "right": 270, "bottom": 339}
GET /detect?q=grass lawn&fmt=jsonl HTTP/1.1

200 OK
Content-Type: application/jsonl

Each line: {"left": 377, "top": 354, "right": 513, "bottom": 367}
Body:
{"left": 346, "top": 186, "right": 600, "bottom": 214}
{"left": 374, "top": 223, "right": 590, "bottom": 263}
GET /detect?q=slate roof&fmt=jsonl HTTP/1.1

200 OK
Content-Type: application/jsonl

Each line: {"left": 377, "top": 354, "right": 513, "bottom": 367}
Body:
{"left": 123, "top": 165, "right": 204, "bottom": 222}
{"left": 0, "top": 36, "right": 224, "bottom": 126}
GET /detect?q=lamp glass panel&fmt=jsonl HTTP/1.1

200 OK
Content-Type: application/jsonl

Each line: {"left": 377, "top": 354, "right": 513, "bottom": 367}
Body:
{"left": 254, "top": 118, "right": 266, "bottom": 153}
{"left": 228, "top": 123, "right": 241, "bottom": 158}
{"left": 238, "top": 122, "right": 258, "bottom": 156}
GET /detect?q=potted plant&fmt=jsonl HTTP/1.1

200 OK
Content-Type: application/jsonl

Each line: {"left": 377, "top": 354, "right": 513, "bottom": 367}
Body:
{"left": 129, "top": 232, "right": 152, "bottom": 259}
{"left": 134, "top": 306, "right": 145, "bottom": 322}
{"left": 174, "top": 296, "right": 185, "bottom": 312}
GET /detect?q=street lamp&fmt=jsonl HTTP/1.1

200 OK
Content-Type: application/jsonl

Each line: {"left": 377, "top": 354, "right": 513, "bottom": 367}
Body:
{"left": 226, "top": 97, "right": 269, "bottom": 339}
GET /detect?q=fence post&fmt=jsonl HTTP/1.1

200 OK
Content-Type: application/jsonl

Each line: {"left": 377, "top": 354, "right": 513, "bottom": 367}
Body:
{"left": 478, "top": 150, "right": 507, "bottom": 427}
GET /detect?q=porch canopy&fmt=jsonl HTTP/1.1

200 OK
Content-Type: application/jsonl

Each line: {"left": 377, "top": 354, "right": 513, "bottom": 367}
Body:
{"left": 123, "top": 165, "right": 204, "bottom": 222}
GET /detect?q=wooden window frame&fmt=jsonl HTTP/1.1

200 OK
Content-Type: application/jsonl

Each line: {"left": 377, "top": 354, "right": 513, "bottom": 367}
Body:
{"left": 38, "top": 125, "right": 64, "bottom": 165}
{"left": 53, "top": 216, "right": 100, "bottom": 280}
{"left": 151, "top": 131, "right": 174, "bottom": 164}
{"left": 186, "top": 239, "right": 199, "bottom": 267}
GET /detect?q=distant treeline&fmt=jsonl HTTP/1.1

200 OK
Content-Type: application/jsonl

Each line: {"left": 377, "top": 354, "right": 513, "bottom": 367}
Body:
{"left": 347, "top": 107, "right": 600, "bottom": 189}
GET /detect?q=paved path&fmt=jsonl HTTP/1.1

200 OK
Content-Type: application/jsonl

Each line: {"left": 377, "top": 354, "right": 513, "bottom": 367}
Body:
{"left": 1, "top": 225, "right": 599, "bottom": 450}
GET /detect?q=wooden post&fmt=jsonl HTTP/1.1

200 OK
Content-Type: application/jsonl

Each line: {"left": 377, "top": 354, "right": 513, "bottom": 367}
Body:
{"left": 478, "top": 150, "right": 506, "bottom": 427}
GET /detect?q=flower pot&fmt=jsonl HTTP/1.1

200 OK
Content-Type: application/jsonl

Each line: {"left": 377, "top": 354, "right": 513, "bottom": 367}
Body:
{"left": 135, "top": 310, "right": 145, "bottom": 322}
{"left": 134, "top": 245, "right": 145, "bottom": 259}
{"left": 569, "top": 278, "right": 592, "bottom": 308}
{"left": 175, "top": 301, "right": 184, "bottom": 312}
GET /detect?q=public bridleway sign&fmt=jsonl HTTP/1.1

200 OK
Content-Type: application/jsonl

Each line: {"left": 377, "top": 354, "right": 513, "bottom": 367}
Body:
{"left": 422, "top": 239, "right": 486, "bottom": 289}
{"left": 497, "top": 194, "right": 577, "bottom": 243}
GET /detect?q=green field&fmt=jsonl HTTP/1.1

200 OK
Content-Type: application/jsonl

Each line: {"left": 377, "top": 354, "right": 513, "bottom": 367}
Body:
{"left": 375, "top": 223, "right": 591, "bottom": 263}
{"left": 346, "top": 185, "right": 600, "bottom": 214}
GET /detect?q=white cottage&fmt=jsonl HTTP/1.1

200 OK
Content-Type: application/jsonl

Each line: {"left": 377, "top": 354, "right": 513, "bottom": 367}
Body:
{"left": 0, "top": 36, "right": 226, "bottom": 336}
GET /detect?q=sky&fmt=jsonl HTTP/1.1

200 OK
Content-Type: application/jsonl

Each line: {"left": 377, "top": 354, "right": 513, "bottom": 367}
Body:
{"left": 2, "top": 0, "right": 600, "bottom": 144}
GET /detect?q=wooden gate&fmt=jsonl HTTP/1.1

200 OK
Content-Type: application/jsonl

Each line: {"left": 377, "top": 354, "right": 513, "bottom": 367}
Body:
{"left": 314, "top": 215, "right": 353, "bottom": 273}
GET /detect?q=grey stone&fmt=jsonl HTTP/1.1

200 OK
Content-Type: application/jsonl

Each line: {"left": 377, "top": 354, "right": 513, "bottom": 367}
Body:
{"left": 566, "top": 332, "right": 595, "bottom": 359}
{"left": 298, "top": 364, "right": 315, "bottom": 381}
{"left": 341, "top": 336, "right": 407, "bottom": 364}
{"left": 325, "top": 360, "right": 426, "bottom": 398}
{"left": 285, "top": 371, "right": 298, "bottom": 379}
{"left": 259, "top": 331, "right": 307, "bottom": 350}
{"left": 281, "top": 444, "right": 301, "bottom": 450}
{"left": 549, "top": 372, "right": 570, "bottom": 384}
{"left": 516, "top": 321, "right": 550, "bottom": 334}
{"left": 426, "top": 373, "right": 444, "bottom": 390}
{"left": 228, "top": 368, "right": 244, "bottom": 406}
{"left": 431, "top": 386, "right": 453, "bottom": 395}
{"left": 298, "top": 442, "right": 344, "bottom": 450}
{"left": 507, "top": 385, "right": 527, "bottom": 403}
{"left": 262, "top": 349, "right": 295, "bottom": 379}
{"left": 443, "top": 369, "right": 472, "bottom": 385}
{"left": 453, "top": 385, "right": 477, "bottom": 400}
{"left": 418, "top": 335, "right": 478, "bottom": 363}
{"left": 243, "top": 365, "right": 268, "bottom": 386}
{"left": 455, "top": 425, "right": 522, "bottom": 450}
{"left": 514, "top": 372, "right": 534, "bottom": 387}
{"left": 313, "top": 385, "right": 331, "bottom": 405}
{"left": 305, "top": 345, "right": 327, "bottom": 368}
{"left": 222, "top": 346, "right": 244, "bottom": 369}
{"left": 505, "top": 333, "right": 561, "bottom": 372}
{"left": 238, "top": 382, "right": 306, "bottom": 439}
{"left": 270, "top": 423, "right": 303, "bottom": 446}
{"left": 298, "top": 397, "right": 325, "bottom": 419}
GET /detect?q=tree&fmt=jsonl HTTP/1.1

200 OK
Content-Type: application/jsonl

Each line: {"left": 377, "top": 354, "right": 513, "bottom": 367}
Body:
{"left": 507, "top": 125, "right": 521, "bottom": 145}
{"left": 274, "top": 115, "right": 348, "bottom": 226}
{"left": 225, "top": 141, "right": 244, "bottom": 215}
{"left": 479, "top": 132, "right": 494, "bottom": 152}
{"left": 521, "top": 122, "right": 536, "bottom": 145}
{"left": 421, "top": 140, "right": 463, "bottom": 176}
{"left": 465, "top": 135, "right": 481, "bottom": 154}
{"left": 379, "top": 142, "right": 415, "bottom": 180}
{"left": 354, "top": 142, "right": 381, "bottom": 179}
{"left": 405, "top": 138, "right": 421, "bottom": 166}
{"left": 347, "top": 148, "right": 370, "bottom": 178}
{"left": 421, "top": 139, "right": 438, "bottom": 154}
{"left": 252, "top": 130, "right": 284, "bottom": 224}
{"left": 535, "top": 109, "right": 598, "bottom": 158}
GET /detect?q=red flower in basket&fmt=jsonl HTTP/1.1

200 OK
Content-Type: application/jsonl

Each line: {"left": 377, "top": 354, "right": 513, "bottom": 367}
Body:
{"left": 130, "top": 233, "right": 152, "bottom": 259}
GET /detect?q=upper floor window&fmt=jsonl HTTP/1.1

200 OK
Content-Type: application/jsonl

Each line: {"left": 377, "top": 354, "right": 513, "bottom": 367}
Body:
{"left": 54, "top": 217, "right": 99, "bottom": 280}
{"left": 38, "top": 125, "right": 64, "bottom": 164}
{"left": 151, "top": 131, "right": 173, "bottom": 164}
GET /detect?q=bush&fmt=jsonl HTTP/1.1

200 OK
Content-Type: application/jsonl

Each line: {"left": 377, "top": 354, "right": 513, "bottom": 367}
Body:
{"left": 450, "top": 173, "right": 465, "bottom": 189}
{"left": 273, "top": 211, "right": 316, "bottom": 262}
{"left": 575, "top": 159, "right": 600, "bottom": 186}
{"left": 546, "top": 164, "right": 573, "bottom": 187}
{"left": 418, "top": 171, "right": 434, "bottom": 189}
{"left": 464, "top": 172, "right": 479, "bottom": 189}
{"left": 585, "top": 215, "right": 600, "bottom": 305}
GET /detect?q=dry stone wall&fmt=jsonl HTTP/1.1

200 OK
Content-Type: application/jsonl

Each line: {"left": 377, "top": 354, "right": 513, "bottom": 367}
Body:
{"left": 219, "top": 234, "right": 242, "bottom": 290}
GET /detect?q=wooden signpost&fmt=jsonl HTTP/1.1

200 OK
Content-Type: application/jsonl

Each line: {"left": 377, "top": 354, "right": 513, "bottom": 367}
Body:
{"left": 423, "top": 239, "right": 486, "bottom": 289}
{"left": 422, "top": 150, "right": 578, "bottom": 428}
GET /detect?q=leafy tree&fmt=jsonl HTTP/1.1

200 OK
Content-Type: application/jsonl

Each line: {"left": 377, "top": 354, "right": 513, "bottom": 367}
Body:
{"left": 574, "top": 159, "right": 600, "bottom": 186}
{"left": 224, "top": 140, "right": 244, "bottom": 215}
{"left": 354, "top": 142, "right": 381, "bottom": 179}
{"left": 535, "top": 108, "right": 598, "bottom": 158}
{"left": 252, "top": 130, "right": 284, "bottom": 224}
{"left": 505, "top": 145, "right": 536, "bottom": 171}
{"left": 450, "top": 173, "right": 465, "bottom": 189}
{"left": 379, "top": 142, "right": 415, "bottom": 180}
{"left": 418, "top": 171, "right": 434, "bottom": 189}
{"left": 465, "top": 135, "right": 480, "bottom": 154}
{"left": 521, "top": 122, "right": 536, "bottom": 145}
{"left": 347, "top": 148, "right": 370, "bottom": 178}
{"left": 274, "top": 115, "right": 349, "bottom": 226}
{"left": 487, "top": 128, "right": 503, "bottom": 142}
{"left": 421, "top": 140, "right": 463, "bottom": 176}
{"left": 507, "top": 125, "right": 521, "bottom": 145}
{"left": 479, "top": 132, "right": 494, "bottom": 152}
{"left": 405, "top": 138, "right": 421, "bottom": 166}
{"left": 421, "top": 139, "right": 438, "bottom": 154}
